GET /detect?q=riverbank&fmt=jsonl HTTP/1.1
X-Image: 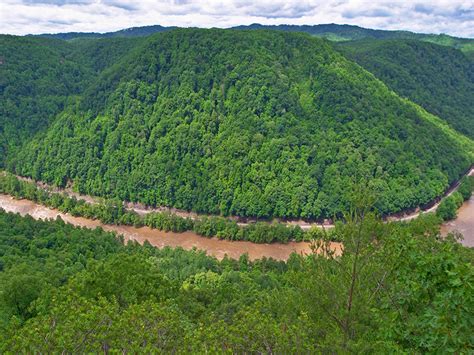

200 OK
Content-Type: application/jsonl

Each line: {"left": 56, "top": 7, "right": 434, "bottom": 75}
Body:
{"left": 9, "top": 166, "right": 474, "bottom": 229}
{"left": 0, "top": 194, "right": 342, "bottom": 261}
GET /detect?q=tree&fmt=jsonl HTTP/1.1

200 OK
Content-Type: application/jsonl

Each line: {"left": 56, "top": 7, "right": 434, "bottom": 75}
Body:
{"left": 436, "top": 193, "right": 463, "bottom": 221}
{"left": 458, "top": 176, "right": 473, "bottom": 201}
{"left": 289, "top": 185, "right": 396, "bottom": 351}
{"left": 0, "top": 264, "right": 46, "bottom": 320}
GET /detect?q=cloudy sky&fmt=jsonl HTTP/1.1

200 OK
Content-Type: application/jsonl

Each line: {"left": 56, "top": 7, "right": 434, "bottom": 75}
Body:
{"left": 0, "top": 0, "right": 473, "bottom": 38}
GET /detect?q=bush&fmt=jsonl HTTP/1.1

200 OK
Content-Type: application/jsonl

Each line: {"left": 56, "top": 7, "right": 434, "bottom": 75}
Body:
{"left": 458, "top": 176, "right": 473, "bottom": 201}
{"left": 436, "top": 192, "right": 464, "bottom": 221}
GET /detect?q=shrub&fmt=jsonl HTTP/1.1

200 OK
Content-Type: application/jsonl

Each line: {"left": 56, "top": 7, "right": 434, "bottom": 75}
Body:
{"left": 436, "top": 193, "right": 463, "bottom": 221}
{"left": 458, "top": 176, "right": 473, "bottom": 201}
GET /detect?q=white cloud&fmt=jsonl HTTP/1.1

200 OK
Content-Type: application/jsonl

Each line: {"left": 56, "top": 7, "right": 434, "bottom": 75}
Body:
{"left": 0, "top": 0, "right": 472, "bottom": 37}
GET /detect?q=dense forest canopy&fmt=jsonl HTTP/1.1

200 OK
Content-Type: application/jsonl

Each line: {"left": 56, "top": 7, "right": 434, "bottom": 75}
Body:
{"left": 0, "top": 208, "right": 472, "bottom": 352}
{"left": 0, "top": 36, "right": 93, "bottom": 162}
{"left": 0, "top": 35, "right": 141, "bottom": 165}
{"left": 338, "top": 39, "right": 474, "bottom": 138}
{"left": 2, "top": 29, "right": 473, "bottom": 219}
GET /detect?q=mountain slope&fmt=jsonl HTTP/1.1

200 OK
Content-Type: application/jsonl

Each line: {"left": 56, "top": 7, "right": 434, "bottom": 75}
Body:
{"left": 68, "top": 37, "right": 143, "bottom": 72}
{"left": 9, "top": 29, "right": 473, "bottom": 219}
{"left": 0, "top": 35, "right": 141, "bottom": 165}
{"left": 337, "top": 40, "right": 474, "bottom": 138}
{"left": 0, "top": 35, "right": 95, "bottom": 164}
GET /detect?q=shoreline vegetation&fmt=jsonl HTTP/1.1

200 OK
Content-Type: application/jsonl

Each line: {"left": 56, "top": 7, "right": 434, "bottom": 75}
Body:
{"left": 1, "top": 170, "right": 472, "bottom": 244}
{"left": 436, "top": 174, "right": 474, "bottom": 222}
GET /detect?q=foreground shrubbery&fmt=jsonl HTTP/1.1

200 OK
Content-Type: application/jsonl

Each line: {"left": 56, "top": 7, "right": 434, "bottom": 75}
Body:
{"left": 0, "top": 207, "right": 472, "bottom": 352}
{"left": 0, "top": 173, "right": 312, "bottom": 243}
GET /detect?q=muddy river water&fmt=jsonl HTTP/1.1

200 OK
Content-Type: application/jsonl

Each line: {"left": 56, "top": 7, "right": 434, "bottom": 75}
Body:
{"left": 0, "top": 194, "right": 342, "bottom": 261}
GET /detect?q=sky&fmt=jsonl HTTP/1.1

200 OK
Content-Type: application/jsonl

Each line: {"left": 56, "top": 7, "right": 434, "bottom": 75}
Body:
{"left": 0, "top": 0, "right": 473, "bottom": 38}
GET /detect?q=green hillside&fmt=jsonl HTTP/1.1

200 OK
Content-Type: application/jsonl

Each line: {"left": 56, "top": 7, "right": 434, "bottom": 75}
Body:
{"left": 0, "top": 35, "right": 141, "bottom": 165}
{"left": 6, "top": 29, "right": 473, "bottom": 219}
{"left": 338, "top": 40, "right": 474, "bottom": 138}
{"left": 0, "top": 36, "right": 93, "bottom": 162}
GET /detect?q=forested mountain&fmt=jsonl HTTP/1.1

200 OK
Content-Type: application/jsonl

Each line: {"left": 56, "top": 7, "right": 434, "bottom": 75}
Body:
{"left": 338, "top": 40, "right": 474, "bottom": 138}
{"left": 234, "top": 24, "right": 474, "bottom": 53}
{"left": 4, "top": 29, "right": 473, "bottom": 220}
{"left": 1, "top": 208, "right": 472, "bottom": 352}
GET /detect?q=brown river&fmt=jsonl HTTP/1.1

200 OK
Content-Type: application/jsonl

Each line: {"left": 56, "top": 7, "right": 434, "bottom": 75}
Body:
{"left": 0, "top": 194, "right": 342, "bottom": 261}
{"left": 440, "top": 168, "right": 474, "bottom": 247}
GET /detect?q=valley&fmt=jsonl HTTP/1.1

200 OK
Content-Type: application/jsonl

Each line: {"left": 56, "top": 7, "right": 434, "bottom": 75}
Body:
{"left": 3, "top": 30, "right": 473, "bottom": 221}
{"left": 1, "top": 23, "right": 473, "bottom": 353}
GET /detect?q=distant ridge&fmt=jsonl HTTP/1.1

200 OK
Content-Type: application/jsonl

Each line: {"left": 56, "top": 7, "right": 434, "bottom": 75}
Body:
{"left": 32, "top": 23, "right": 473, "bottom": 52}
{"left": 34, "top": 25, "right": 175, "bottom": 40}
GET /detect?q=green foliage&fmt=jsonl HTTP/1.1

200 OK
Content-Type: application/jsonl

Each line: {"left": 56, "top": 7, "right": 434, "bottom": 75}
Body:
{"left": 338, "top": 39, "right": 474, "bottom": 138}
{"left": 436, "top": 191, "right": 465, "bottom": 221}
{"left": 436, "top": 197, "right": 457, "bottom": 221}
{"left": 458, "top": 176, "right": 474, "bottom": 201}
{"left": 381, "top": 231, "right": 474, "bottom": 352}
{"left": 5, "top": 29, "right": 472, "bottom": 220}
{"left": 143, "top": 211, "right": 193, "bottom": 232}
{"left": 0, "top": 36, "right": 94, "bottom": 165}
{"left": 0, "top": 205, "right": 472, "bottom": 352}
